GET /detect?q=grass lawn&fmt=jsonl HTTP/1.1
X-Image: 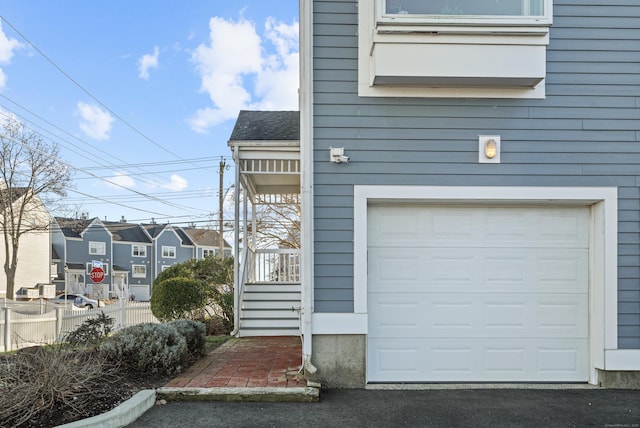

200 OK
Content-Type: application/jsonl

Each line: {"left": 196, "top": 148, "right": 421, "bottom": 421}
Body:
{"left": 205, "top": 335, "right": 231, "bottom": 352}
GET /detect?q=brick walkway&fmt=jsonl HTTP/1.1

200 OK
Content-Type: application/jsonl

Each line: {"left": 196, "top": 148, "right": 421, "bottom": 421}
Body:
{"left": 165, "top": 336, "right": 306, "bottom": 389}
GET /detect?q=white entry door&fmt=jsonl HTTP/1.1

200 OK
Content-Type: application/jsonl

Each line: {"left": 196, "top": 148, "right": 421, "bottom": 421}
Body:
{"left": 367, "top": 205, "right": 589, "bottom": 382}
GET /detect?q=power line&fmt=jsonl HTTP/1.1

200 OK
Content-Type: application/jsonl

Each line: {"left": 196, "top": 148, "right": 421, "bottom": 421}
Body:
{"left": 0, "top": 16, "right": 204, "bottom": 169}
{"left": 0, "top": 129, "right": 212, "bottom": 217}
{"left": 0, "top": 96, "right": 207, "bottom": 189}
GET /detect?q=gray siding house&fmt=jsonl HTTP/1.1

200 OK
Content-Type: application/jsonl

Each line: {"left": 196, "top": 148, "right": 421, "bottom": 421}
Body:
{"left": 231, "top": 0, "right": 640, "bottom": 388}
{"left": 53, "top": 218, "right": 230, "bottom": 301}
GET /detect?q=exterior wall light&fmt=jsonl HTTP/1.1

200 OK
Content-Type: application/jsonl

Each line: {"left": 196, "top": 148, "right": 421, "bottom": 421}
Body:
{"left": 479, "top": 135, "right": 501, "bottom": 163}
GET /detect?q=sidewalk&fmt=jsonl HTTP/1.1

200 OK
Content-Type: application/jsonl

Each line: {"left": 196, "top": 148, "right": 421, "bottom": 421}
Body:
{"left": 166, "top": 336, "right": 307, "bottom": 388}
{"left": 157, "top": 336, "right": 319, "bottom": 403}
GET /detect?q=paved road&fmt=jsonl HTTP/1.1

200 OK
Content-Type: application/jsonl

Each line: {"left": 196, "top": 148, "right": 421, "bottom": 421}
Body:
{"left": 130, "top": 388, "right": 640, "bottom": 427}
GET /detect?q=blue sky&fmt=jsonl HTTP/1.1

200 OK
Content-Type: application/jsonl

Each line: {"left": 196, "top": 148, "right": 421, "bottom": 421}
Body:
{"left": 0, "top": 1, "right": 299, "bottom": 227}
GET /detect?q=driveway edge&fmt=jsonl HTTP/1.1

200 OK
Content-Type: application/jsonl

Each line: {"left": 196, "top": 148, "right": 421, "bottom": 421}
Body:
{"left": 55, "top": 389, "right": 156, "bottom": 428}
{"left": 157, "top": 386, "right": 320, "bottom": 402}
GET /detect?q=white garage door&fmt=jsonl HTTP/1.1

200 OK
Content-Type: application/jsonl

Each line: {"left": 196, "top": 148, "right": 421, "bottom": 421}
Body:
{"left": 367, "top": 205, "right": 589, "bottom": 382}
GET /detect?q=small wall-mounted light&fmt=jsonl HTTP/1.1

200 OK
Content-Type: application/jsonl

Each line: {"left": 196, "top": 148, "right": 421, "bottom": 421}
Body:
{"left": 330, "top": 147, "right": 350, "bottom": 163}
{"left": 479, "top": 135, "right": 501, "bottom": 163}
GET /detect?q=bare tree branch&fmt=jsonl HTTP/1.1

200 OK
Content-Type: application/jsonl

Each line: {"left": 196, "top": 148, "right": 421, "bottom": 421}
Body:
{"left": 0, "top": 117, "right": 72, "bottom": 298}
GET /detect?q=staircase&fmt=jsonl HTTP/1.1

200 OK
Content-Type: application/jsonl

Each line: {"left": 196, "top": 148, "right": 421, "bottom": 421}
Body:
{"left": 238, "top": 284, "right": 301, "bottom": 337}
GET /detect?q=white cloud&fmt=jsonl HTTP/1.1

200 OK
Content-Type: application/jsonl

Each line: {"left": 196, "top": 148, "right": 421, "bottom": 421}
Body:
{"left": 138, "top": 46, "right": 159, "bottom": 80}
{"left": 77, "top": 101, "right": 114, "bottom": 140}
{"left": 188, "top": 16, "right": 299, "bottom": 133}
{"left": 105, "top": 172, "right": 135, "bottom": 189}
{"left": 162, "top": 174, "right": 188, "bottom": 191}
{"left": 0, "top": 22, "right": 23, "bottom": 92}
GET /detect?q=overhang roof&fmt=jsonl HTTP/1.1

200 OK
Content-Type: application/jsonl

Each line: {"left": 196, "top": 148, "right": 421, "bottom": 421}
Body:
{"left": 228, "top": 111, "right": 300, "bottom": 197}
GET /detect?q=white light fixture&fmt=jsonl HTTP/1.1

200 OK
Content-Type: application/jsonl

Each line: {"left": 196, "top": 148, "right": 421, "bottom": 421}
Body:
{"left": 479, "top": 135, "right": 501, "bottom": 163}
{"left": 329, "top": 147, "right": 350, "bottom": 163}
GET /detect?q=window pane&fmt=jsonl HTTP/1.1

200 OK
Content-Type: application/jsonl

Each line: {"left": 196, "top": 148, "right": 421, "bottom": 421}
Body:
{"left": 385, "top": 0, "right": 544, "bottom": 16}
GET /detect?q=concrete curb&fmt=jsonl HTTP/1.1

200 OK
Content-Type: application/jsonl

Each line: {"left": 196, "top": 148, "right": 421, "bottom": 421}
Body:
{"left": 55, "top": 389, "right": 157, "bottom": 428}
{"left": 157, "top": 386, "right": 320, "bottom": 402}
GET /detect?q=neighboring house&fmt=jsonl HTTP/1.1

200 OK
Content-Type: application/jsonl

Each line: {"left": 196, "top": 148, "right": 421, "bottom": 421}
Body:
{"left": 0, "top": 189, "right": 52, "bottom": 298}
{"left": 142, "top": 223, "right": 195, "bottom": 282}
{"left": 52, "top": 217, "right": 116, "bottom": 299}
{"left": 103, "top": 220, "right": 153, "bottom": 301}
{"left": 184, "top": 227, "right": 232, "bottom": 258}
{"left": 52, "top": 217, "right": 229, "bottom": 301}
{"left": 229, "top": 1, "right": 640, "bottom": 388}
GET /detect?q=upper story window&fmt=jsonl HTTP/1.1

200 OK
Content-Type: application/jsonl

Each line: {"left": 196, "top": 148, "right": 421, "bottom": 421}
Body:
{"left": 132, "top": 265, "right": 147, "bottom": 278}
{"left": 381, "top": 0, "right": 549, "bottom": 25}
{"left": 89, "top": 241, "right": 106, "bottom": 255}
{"left": 162, "top": 246, "right": 176, "bottom": 258}
{"left": 132, "top": 245, "right": 147, "bottom": 257}
{"left": 203, "top": 249, "right": 216, "bottom": 257}
{"left": 359, "top": 0, "right": 553, "bottom": 99}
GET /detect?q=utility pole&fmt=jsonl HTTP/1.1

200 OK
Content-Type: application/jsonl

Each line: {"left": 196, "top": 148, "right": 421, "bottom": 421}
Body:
{"left": 219, "top": 157, "right": 226, "bottom": 257}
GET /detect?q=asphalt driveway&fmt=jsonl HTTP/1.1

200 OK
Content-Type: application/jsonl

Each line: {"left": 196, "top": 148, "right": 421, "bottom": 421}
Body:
{"left": 130, "top": 388, "right": 639, "bottom": 427}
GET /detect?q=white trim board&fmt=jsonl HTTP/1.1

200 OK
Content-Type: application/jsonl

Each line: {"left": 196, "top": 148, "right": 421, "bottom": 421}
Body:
{"left": 350, "top": 185, "right": 625, "bottom": 384}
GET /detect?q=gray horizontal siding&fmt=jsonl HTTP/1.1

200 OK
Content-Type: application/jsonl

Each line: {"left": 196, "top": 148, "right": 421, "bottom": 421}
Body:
{"left": 311, "top": 0, "right": 640, "bottom": 348}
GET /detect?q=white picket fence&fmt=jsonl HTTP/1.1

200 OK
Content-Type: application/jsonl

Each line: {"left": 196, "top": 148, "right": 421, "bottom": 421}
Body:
{"left": 0, "top": 300, "right": 159, "bottom": 352}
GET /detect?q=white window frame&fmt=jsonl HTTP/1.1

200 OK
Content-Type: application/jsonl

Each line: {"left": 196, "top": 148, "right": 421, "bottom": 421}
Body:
{"left": 88, "top": 241, "right": 106, "bottom": 255}
{"left": 86, "top": 263, "right": 108, "bottom": 275}
{"left": 162, "top": 246, "right": 176, "bottom": 258}
{"left": 132, "top": 245, "right": 147, "bottom": 257}
{"left": 377, "top": 0, "right": 552, "bottom": 27}
{"left": 203, "top": 248, "right": 216, "bottom": 257}
{"left": 132, "top": 264, "right": 146, "bottom": 278}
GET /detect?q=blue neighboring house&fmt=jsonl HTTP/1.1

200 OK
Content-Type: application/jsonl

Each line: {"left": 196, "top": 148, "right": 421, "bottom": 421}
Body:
{"left": 228, "top": 0, "right": 640, "bottom": 388}
{"left": 52, "top": 217, "right": 230, "bottom": 301}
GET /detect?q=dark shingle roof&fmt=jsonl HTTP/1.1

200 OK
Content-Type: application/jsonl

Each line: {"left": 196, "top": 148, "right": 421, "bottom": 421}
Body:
{"left": 229, "top": 111, "right": 299, "bottom": 141}
{"left": 142, "top": 223, "right": 167, "bottom": 238}
{"left": 142, "top": 224, "right": 193, "bottom": 246}
{"left": 175, "top": 228, "right": 194, "bottom": 246}
{"left": 103, "top": 221, "right": 152, "bottom": 243}
{"left": 54, "top": 217, "right": 95, "bottom": 238}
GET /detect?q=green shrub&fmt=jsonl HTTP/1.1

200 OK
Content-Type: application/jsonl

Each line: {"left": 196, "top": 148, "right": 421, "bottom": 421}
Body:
{"left": 64, "top": 311, "right": 114, "bottom": 348}
{"left": 100, "top": 323, "right": 188, "bottom": 375}
{"left": 204, "top": 316, "right": 233, "bottom": 336}
{"left": 168, "top": 319, "right": 206, "bottom": 357}
{"left": 151, "top": 276, "right": 209, "bottom": 322}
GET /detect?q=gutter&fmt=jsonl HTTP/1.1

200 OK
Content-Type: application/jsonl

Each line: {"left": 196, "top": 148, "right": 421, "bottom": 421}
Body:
{"left": 299, "top": 0, "right": 316, "bottom": 375}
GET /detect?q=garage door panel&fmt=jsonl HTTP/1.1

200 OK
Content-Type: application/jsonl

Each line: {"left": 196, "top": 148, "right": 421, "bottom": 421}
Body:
{"left": 368, "top": 248, "right": 588, "bottom": 293}
{"left": 369, "top": 293, "right": 587, "bottom": 338}
{"left": 368, "top": 338, "right": 588, "bottom": 382}
{"left": 367, "top": 204, "right": 589, "bottom": 383}
{"left": 369, "top": 206, "right": 589, "bottom": 248}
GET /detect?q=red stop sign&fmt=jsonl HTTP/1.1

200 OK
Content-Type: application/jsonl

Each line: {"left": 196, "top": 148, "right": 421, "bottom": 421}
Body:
{"left": 90, "top": 267, "right": 105, "bottom": 283}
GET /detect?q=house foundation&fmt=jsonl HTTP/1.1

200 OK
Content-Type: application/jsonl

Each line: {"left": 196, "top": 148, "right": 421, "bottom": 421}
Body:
{"left": 310, "top": 334, "right": 366, "bottom": 389}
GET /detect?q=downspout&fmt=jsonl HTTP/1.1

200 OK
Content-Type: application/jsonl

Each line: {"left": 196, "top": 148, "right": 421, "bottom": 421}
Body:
{"left": 300, "top": 0, "right": 317, "bottom": 375}
{"left": 231, "top": 144, "right": 241, "bottom": 337}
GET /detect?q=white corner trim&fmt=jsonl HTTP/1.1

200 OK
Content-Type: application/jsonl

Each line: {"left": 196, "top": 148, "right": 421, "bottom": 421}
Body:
{"left": 312, "top": 313, "right": 368, "bottom": 335}
{"left": 300, "top": 0, "right": 315, "bottom": 360}
{"left": 354, "top": 185, "right": 619, "bottom": 384}
{"left": 605, "top": 350, "right": 640, "bottom": 371}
